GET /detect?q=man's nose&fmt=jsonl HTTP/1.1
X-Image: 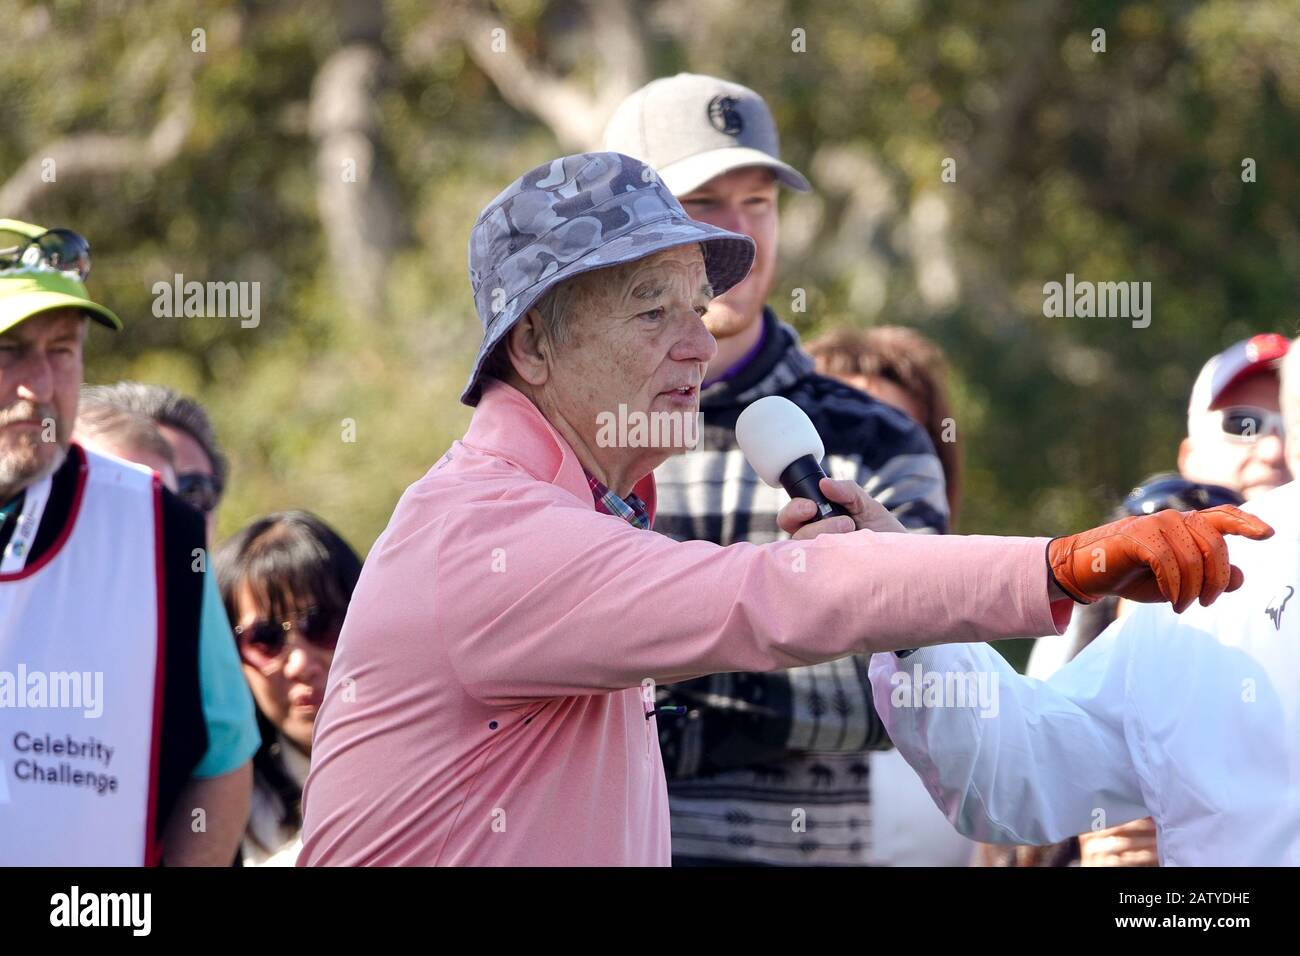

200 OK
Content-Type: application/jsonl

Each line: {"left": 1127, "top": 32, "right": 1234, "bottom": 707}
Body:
{"left": 705, "top": 203, "right": 748, "bottom": 237}
{"left": 671, "top": 308, "right": 717, "bottom": 365}
{"left": 15, "top": 353, "right": 55, "bottom": 405}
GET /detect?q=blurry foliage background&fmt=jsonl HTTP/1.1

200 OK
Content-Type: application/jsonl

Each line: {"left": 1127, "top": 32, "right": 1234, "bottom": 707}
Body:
{"left": 2, "top": 0, "right": 1298, "bottom": 558}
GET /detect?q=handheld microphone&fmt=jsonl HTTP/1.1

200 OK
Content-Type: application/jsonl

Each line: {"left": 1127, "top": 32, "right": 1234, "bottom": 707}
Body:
{"left": 735, "top": 395, "right": 850, "bottom": 522}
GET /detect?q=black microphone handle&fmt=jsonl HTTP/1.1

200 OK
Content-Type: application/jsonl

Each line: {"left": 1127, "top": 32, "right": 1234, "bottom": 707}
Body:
{"left": 779, "top": 454, "right": 851, "bottom": 521}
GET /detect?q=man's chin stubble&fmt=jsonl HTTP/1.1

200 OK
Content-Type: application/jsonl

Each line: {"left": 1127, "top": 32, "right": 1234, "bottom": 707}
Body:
{"left": 0, "top": 441, "right": 67, "bottom": 502}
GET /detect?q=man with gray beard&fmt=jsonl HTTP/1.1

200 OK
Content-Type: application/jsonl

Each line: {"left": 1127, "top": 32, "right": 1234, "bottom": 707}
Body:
{"left": 0, "top": 219, "right": 258, "bottom": 865}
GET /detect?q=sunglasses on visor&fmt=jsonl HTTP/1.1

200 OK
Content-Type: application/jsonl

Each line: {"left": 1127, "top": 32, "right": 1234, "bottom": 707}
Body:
{"left": 0, "top": 228, "right": 92, "bottom": 282}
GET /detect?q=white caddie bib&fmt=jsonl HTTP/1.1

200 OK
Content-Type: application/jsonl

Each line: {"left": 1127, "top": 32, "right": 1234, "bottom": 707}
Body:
{"left": 0, "top": 450, "right": 164, "bottom": 865}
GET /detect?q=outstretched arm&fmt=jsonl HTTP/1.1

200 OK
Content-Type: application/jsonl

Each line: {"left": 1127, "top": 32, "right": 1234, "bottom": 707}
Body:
{"left": 867, "top": 624, "right": 1148, "bottom": 845}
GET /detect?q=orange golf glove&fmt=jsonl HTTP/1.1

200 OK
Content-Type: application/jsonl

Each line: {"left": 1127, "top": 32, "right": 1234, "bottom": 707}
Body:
{"left": 1047, "top": 505, "right": 1274, "bottom": 612}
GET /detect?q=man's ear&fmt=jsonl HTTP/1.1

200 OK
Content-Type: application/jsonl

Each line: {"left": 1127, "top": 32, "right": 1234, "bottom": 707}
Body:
{"left": 1177, "top": 436, "right": 1193, "bottom": 475}
{"left": 504, "top": 309, "right": 551, "bottom": 388}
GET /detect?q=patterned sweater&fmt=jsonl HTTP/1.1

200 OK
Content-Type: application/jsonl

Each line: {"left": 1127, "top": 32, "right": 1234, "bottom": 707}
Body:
{"left": 653, "top": 308, "right": 949, "bottom": 865}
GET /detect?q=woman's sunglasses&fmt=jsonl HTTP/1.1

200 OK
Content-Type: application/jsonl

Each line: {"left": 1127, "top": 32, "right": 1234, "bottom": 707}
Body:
{"left": 0, "top": 228, "right": 92, "bottom": 282}
{"left": 234, "top": 606, "right": 340, "bottom": 672}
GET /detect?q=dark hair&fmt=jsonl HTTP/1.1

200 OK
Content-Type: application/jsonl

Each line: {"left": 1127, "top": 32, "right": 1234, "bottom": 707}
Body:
{"left": 217, "top": 511, "right": 361, "bottom": 626}
{"left": 84, "top": 382, "right": 229, "bottom": 494}
{"left": 807, "top": 326, "right": 962, "bottom": 525}
{"left": 215, "top": 511, "right": 363, "bottom": 829}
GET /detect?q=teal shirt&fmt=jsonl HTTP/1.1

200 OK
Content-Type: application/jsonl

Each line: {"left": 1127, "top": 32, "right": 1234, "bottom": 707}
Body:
{"left": 193, "top": 567, "right": 261, "bottom": 778}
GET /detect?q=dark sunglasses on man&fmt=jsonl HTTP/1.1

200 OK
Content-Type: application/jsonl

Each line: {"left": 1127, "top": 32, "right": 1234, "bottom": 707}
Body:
{"left": 1216, "top": 405, "right": 1285, "bottom": 443}
{"left": 176, "top": 472, "right": 224, "bottom": 515}
{"left": 0, "top": 227, "right": 92, "bottom": 282}
{"left": 234, "top": 606, "right": 340, "bottom": 673}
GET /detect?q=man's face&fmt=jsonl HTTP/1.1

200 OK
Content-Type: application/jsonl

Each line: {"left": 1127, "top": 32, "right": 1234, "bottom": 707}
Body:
{"left": 0, "top": 309, "right": 85, "bottom": 494}
{"left": 539, "top": 244, "right": 716, "bottom": 478}
{"left": 1180, "top": 370, "right": 1290, "bottom": 500}
{"left": 678, "top": 167, "right": 779, "bottom": 341}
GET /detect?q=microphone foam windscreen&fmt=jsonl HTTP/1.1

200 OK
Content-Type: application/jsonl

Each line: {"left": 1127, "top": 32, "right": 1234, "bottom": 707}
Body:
{"left": 735, "top": 395, "right": 826, "bottom": 488}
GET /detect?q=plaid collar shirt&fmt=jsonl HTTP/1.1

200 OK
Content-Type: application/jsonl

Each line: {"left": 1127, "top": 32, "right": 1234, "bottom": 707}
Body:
{"left": 586, "top": 471, "right": 651, "bottom": 530}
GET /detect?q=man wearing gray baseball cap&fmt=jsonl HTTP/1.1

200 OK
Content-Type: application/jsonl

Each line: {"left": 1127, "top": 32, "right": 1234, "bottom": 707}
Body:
{"left": 297, "top": 151, "right": 1262, "bottom": 866}
{"left": 606, "top": 74, "right": 952, "bottom": 866}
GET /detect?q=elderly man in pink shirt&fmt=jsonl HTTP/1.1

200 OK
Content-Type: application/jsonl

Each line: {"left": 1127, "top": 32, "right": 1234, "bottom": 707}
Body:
{"left": 298, "top": 152, "right": 1270, "bottom": 866}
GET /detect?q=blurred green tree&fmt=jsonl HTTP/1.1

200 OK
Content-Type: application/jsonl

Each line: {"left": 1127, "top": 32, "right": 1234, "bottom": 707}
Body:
{"left": 2, "top": 0, "right": 1296, "bottom": 583}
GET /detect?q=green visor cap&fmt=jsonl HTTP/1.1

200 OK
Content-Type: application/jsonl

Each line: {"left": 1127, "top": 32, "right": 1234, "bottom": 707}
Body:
{"left": 0, "top": 269, "right": 123, "bottom": 334}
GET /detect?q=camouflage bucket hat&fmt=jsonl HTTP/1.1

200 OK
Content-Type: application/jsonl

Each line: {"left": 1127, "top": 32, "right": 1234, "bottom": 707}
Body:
{"left": 462, "top": 151, "right": 755, "bottom": 406}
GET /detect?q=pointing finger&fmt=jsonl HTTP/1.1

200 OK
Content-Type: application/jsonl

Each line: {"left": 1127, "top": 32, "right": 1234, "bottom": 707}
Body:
{"left": 1198, "top": 505, "right": 1274, "bottom": 541}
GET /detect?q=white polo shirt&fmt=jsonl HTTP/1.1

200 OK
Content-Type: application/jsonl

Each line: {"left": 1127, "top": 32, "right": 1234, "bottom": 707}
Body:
{"left": 869, "top": 482, "right": 1300, "bottom": 866}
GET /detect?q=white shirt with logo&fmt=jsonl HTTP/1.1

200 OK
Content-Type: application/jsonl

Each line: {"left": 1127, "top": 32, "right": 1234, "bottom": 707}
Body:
{"left": 870, "top": 481, "right": 1300, "bottom": 866}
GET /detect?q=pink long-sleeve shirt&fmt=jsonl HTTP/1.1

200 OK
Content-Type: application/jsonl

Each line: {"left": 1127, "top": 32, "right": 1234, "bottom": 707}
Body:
{"left": 298, "top": 380, "right": 1068, "bottom": 866}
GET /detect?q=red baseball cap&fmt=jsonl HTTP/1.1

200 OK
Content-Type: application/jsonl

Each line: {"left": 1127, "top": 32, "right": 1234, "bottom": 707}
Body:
{"left": 1188, "top": 333, "right": 1291, "bottom": 421}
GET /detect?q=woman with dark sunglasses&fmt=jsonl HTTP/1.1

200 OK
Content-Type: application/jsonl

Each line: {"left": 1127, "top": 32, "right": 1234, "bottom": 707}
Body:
{"left": 216, "top": 511, "right": 362, "bottom": 866}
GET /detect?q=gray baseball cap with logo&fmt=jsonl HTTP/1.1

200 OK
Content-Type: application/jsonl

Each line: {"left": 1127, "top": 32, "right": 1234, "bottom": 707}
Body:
{"left": 603, "top": 73, "right": 811, "bottom": 197}
{"left": 462, "top": 151, "right": 755, "bottom": 406}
